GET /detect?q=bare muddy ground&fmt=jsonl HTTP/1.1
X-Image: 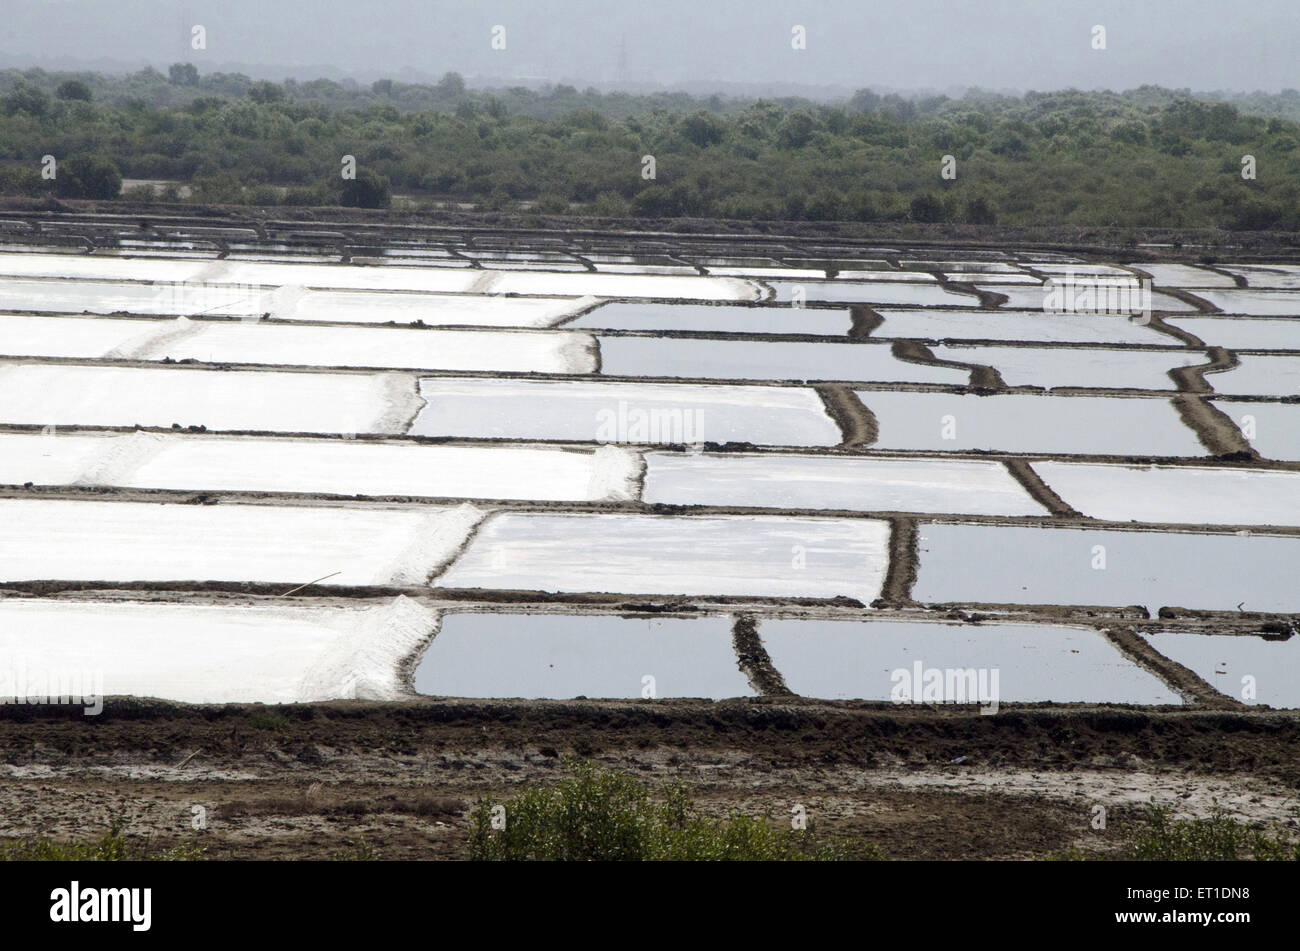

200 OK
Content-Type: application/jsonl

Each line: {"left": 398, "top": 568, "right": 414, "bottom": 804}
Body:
{"left": 2, "top": 699, "right": 1297, "bottom": 860}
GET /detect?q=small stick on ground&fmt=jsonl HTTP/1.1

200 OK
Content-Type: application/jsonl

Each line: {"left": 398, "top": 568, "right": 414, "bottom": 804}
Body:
{"left": 281, "top": 572, "right": 342, "bottom": 597}
{"left": 175, "top": 749, "right": 203, "bottom": 770}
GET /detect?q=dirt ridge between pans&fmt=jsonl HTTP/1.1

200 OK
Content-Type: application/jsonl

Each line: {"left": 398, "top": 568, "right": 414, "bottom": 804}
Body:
{"left": 10, "top": 201, "right": 1300, "bottom": 257}
{"left": 847, "top": 304, "right": 884, "bottom": 340}
{"left": 1101, "top": 626, "right": 1241, "bottom": 709}
{"left": 731, "top": 614, "right": 793, "bottom": 697}
{"left": 874, "top": 518, "right": 919, "bottom": 607}
{"left": 1148, "top": 314, "right": 1207, "bottom": 347}
{"left": 1002, "top": 459, "right": 1083, "bottom": 517}
{"left": 1171, "top": 393, "right": 1258, "bottom": 457}
{"left": 921, "top": 267, "right": 1004, "bottom": 310}
{"left": 4, "top": 422, "right": 1300, "bottom": 471}
{"left": 9, "top": 353, "right": 1300, "bottom": 406}
{"left": 889, "top": 338, "right": 1007, "bottom": 389}
{"left": 1157, "top": 286, "right": 1219, "bottom": 313}
{"left": 4, "top": 587, "right": 1296, "bottom": 630}
{"left": 1167, "top": 345, "right": 1238, "bottom": 393}
{"left": 813, "top": 383, "right": 876, "bottom": 448}
{"left": 4, "top": 698, "right": 1300, "bottom": 785}
{"left": 6, "top": 488, "right": 1300, "bottom": 537}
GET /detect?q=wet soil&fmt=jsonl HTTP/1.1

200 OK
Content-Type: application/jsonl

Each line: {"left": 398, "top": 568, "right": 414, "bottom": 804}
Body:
{"left": 2, "top": 698, "right": 1298, "bottom": 860}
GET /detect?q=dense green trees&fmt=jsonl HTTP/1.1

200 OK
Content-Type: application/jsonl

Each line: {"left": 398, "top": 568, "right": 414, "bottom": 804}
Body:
{"left": 2, "top": 82, "right": 52, "bottom": 117}
{"left": 168, "top": 63, "right": 200, "bottom": 86}
{"left": 339, "top": 167, "right": 391, "bottom": 208}
{"left": 53, "top": 156, "right": 121, "bottom": 199}
{"left": 0, "top": 66, "right": 1297, "bottom": 230}
{"left": 55, "top": 80, "right": 92, "bottom": 102}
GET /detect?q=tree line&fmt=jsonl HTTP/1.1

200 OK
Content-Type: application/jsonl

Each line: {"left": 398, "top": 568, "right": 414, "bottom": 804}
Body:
{"left": 0, "top": 66, "right": 1297, "bottom": 230}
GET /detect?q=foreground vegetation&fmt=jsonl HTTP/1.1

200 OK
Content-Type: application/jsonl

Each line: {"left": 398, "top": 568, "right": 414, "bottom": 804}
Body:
{"left": 470, "top": 767, "right": 1300, "bottom": 862}
{"left": 1, "top": 67, "right": 1298, "bottom": 230}
{"left": 469, "top": 761, "right": 857, "bottom": 861}
{"left": 0, "top": 817, "right": 205, "bottom": 861}
{"left": 1125, "top": 804, "right": 1300, "bottom": 861}
{"left": 3, "top": 775, "right": 1295, "bottom": 861}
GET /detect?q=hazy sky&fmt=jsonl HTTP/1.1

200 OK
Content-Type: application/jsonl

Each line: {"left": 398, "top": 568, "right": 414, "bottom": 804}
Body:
{"left": 3, "top": 0, "right": 1297, "bottom": 94}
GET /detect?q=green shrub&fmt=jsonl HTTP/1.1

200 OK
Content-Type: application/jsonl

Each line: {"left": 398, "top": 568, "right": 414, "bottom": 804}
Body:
{"left": 168, "top": 63, "right": 200, "bottom": 86}
{"left": 2, "top": 82, "right": 51, "bottom": 117}
{"left": 339, "top": 168, "right": 391, "bottom": 208}
{"left": 1, "top": 817, "right": 205, "bottom": 861}
{"left": 0, "top": 165, "right": 45, "bottom": 198}
{"left": 56, "top": 80, "right": 93, "bottom": 102}
{"left": 332, "top": 837, "right": 381, "bottom": 861}
{"left": 468, "top": 761, "right": 860, "bottom": 861}
{"left": 909, "top": 193, "right": 945, "bottom": 222}
{"left": 964, "top": 196, "right": 998, "bottom": 225}
{"left": 681, "top": 111, "right": 726, "bottom": 148}
{"left": 1130, "top": 803, "right": 1300, "bottom": 861}
{"left": 54, "top": 156, "right": 122, "bottom": 200}
{"left": 247, "top": 81, "right": 286, "bottom": 104}
{"left": 587, "top": 191, "right": 631, "bottom": 217}
{"left": 533, "top": 192, "right": 570, "bottom": 214}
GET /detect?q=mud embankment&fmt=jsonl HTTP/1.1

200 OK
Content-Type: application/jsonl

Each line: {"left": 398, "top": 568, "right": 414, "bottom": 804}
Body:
{"left": 731, "top": 614, "right": 793, "bottom": 697}
{"left": 814, "top": 384, "right": 876, "bottom": 449}
{"left": 1172, "top": 394, "right": 1258, "bottom": 457}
